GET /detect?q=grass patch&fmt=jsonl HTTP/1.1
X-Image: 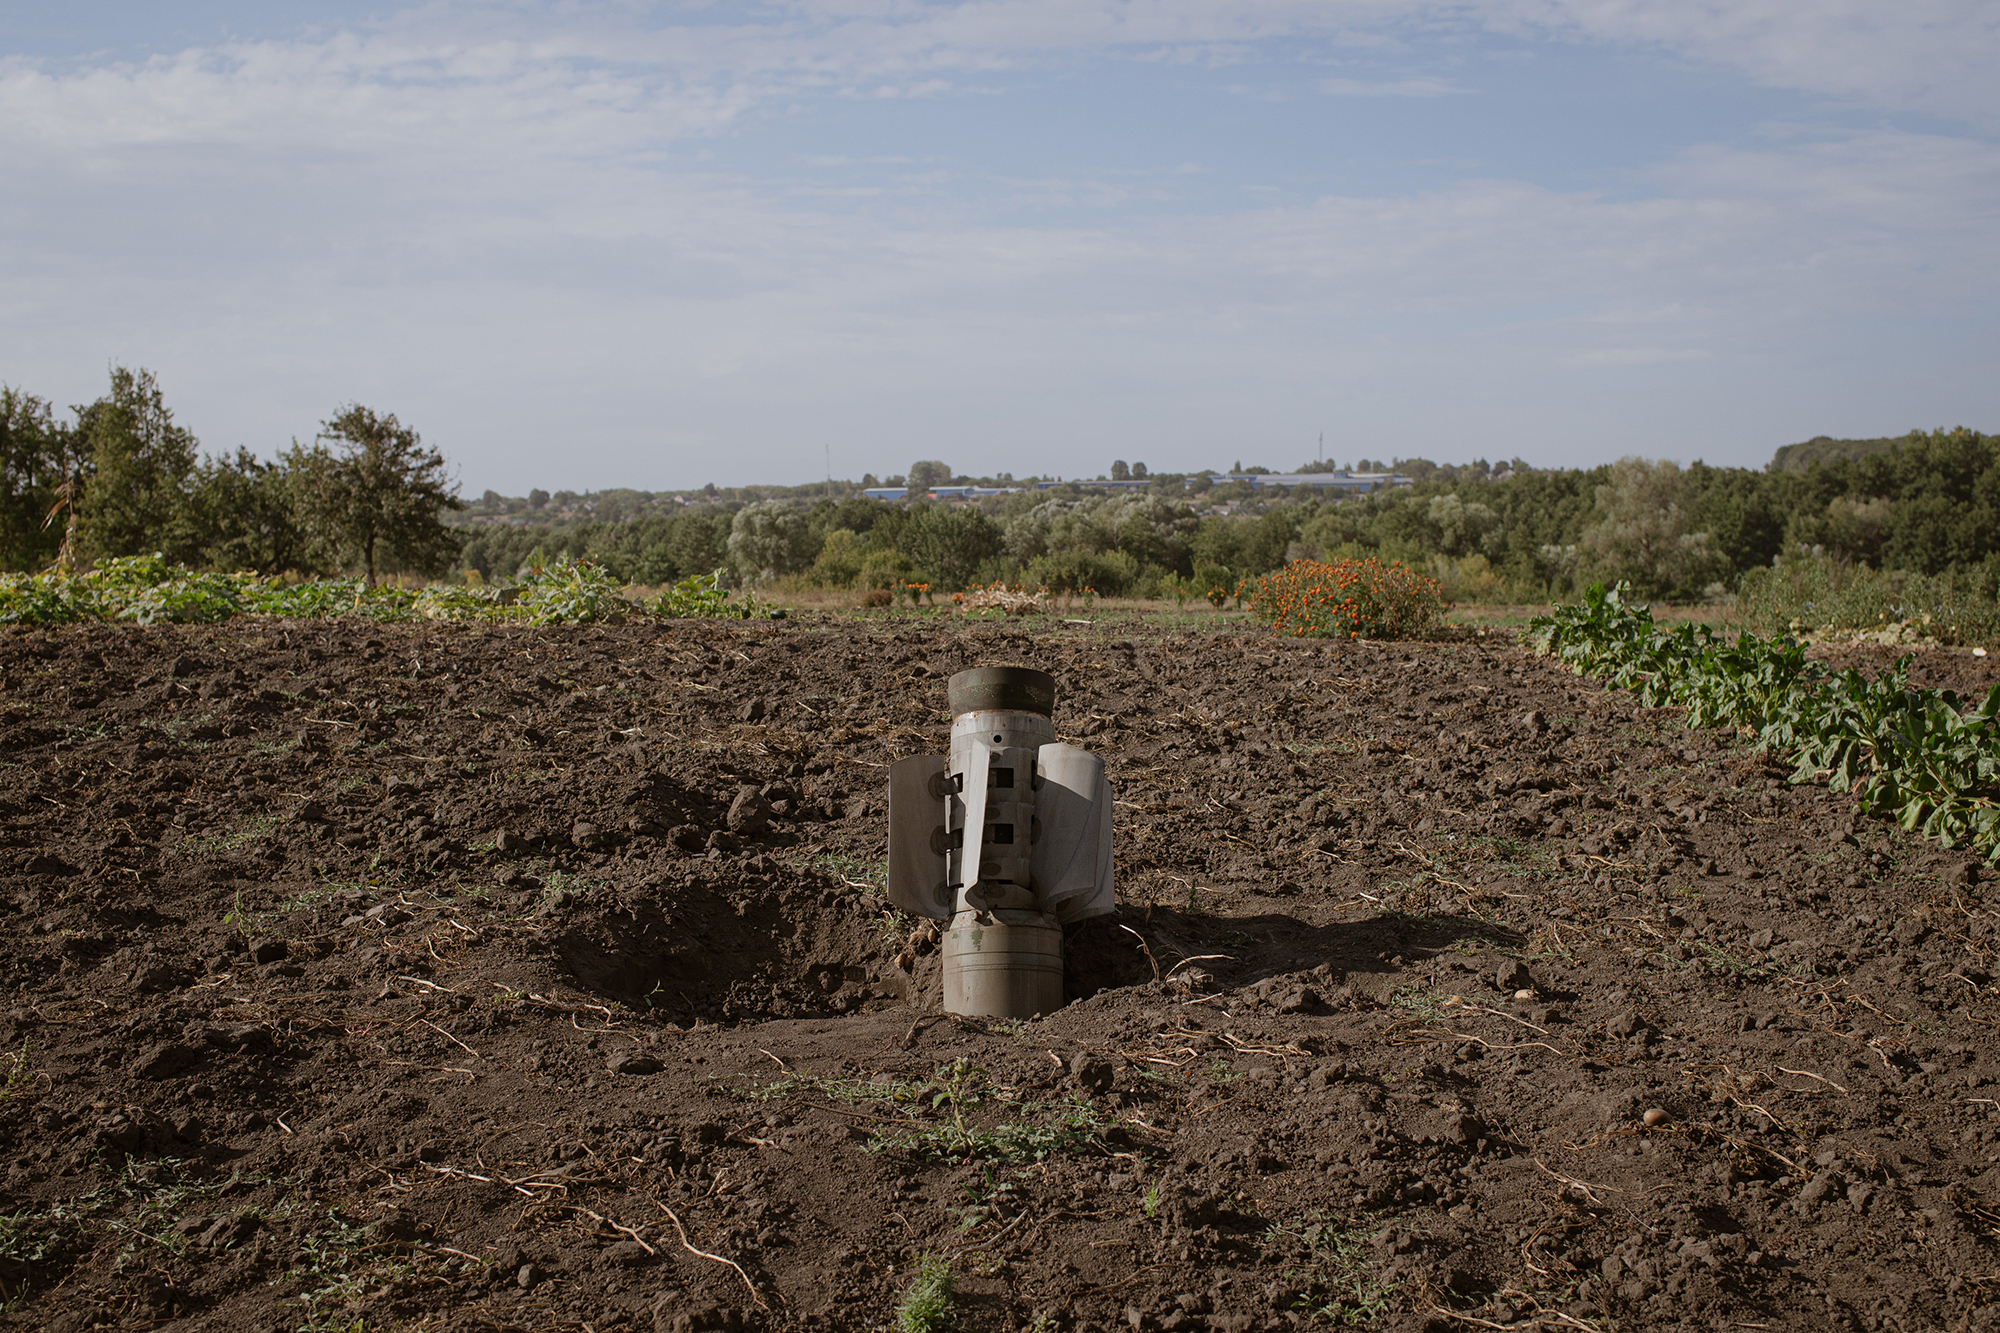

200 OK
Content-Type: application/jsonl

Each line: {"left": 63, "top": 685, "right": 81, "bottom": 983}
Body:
{"left": 862, "top": 1059, "right": 1118, "bottom": 1165}
{"left": 0, "top": 1158, "right": 265, "bottom": 1303}
{"left": 181, "top": 812, "right": 281, "bottom": 855}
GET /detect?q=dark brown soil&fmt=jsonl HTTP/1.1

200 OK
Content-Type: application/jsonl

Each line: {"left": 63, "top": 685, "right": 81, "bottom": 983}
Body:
{"left": 2, "top": 614, "right": 1997, "bottom": 1333}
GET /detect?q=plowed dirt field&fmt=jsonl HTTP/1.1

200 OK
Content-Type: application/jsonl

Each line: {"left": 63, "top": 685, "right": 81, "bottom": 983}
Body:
{"left": 2, "top": 613, "right": 1998, "bottom": 1333}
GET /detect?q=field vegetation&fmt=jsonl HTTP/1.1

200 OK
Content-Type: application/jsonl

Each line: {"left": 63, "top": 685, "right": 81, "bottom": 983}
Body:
{"left": 4, "top": 366, "right": 1997, "bottom": 646}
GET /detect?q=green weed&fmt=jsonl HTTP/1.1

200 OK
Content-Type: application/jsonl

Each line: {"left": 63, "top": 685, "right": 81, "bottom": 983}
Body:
{"left": 1388, "top": 985, "right": 1449, "bottom": 1021}
{"left": 285, "top": 1211, "right": 424, "bottom": 1333}
{"left": 221, "top": 889, "right": 267, "bottom": 941}
{"left": 183, "top": 813, "right": 281, "bottom": 855}
{"left": 1686, "top": 940, "right": 1761, "bottom": 977}
{"left": 954, "top": 1166, "right": 1021, "bottom": 1232}
{"left": 795, "top": 850, "right": 888, "bottom": 891}
{"left": 865, "top": 1059, "right": 1116, "bottom": 1164}
{"left": 0, "top": 1041, "right": 36, "bottom": 1100}
{"left": 1268, "top": 1215, "right": 1405, "bottom": 1326}
{"left": 894, "top": 1255, "right": 957, "bottom": 1333}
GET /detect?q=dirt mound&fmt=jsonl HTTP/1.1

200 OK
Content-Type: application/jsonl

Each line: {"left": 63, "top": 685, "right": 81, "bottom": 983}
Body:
{"left": 1, "top": 614, "right": 1997, "bottom": 1331}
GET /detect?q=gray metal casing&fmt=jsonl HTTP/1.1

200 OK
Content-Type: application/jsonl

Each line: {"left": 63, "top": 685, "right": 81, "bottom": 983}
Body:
{"left": 886, "top": 724, "right": 1114, "bottom": 924}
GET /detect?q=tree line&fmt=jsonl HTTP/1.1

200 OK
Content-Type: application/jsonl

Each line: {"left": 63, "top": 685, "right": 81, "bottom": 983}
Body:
{"left": 5, "top": 367, "right": 1992, "bottom": 606}
{"left": 459, "top": 428, "right": 2000, "bottom": 603}
{"left": 0, "top": 368, "right": 461, "bottom": 582}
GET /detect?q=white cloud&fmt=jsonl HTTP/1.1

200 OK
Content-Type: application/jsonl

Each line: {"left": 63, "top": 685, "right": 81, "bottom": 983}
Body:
{"left": 1564, "top": 348, "right": 1710, "bottom": 367}
{"left": 1484, "top": 0, "right": 2000, "bottom": 129}
{"left": 1320, "top": 76, "right": 1465, "bottom": 96}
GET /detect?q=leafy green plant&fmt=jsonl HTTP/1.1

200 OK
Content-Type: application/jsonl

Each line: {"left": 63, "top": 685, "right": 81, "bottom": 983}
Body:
{"left": 516, "top": 553, "right": 630, "bottom": 625}
{"left": 895, "top": 1255, "right": 957, "bottom": 1333}
{"left": 955, "top": 1166, "right": 1020, "bottom": 1231}
{"left": 659, "top": 568, "right": 758, "bottom": 619}
{"left": 90, "top": 555, "right": 248, "bottom": 625}
{"left": 0, "top": 570, "right": 104, "bottom": 625}
{"left": 1532, "top": 582, "right": 2000, "bottom": 860}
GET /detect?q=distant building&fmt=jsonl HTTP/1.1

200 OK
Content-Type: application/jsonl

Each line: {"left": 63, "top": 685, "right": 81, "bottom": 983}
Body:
{"left": 860, "top": 485, "right": 1021, "bottom": 503}
{"left": 1206, "top": 471, "right": 1412, "bottom": 493}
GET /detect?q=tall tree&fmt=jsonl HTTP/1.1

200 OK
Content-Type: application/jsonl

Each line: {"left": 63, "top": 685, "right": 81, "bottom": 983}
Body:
{"left": 290, "top": 405, "right": 463, "bottom": 583}
{"left": 906, "top": 460, "right": 952, "bottom": 492}
{"left": 0, "top": 386, "right": 84, "bottom": 571}
{"left": 894, "top": 504, "right": 1001, "bottom": 591}
{"left": 727, "top": 501, "right": 819, "bottom": 584}
{"left": 181, "top": 448, "right": 317, "bottom": 574}
{"left": 75, "top": 367, "right": 198, "bottom": 565}
{"left": 1579, "top": 457, "right": 1726, "bottom": 598}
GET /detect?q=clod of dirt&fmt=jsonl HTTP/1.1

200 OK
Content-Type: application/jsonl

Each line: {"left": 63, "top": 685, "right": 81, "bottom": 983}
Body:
{"left": 1069, "top": 1053, "right": 1115, "bottom": 1094}
{"left": 1495, "top": 958, "right": 1532, "bottom": 991}
{"left": 1605, "top": 1010, "right": 1649, "bottom": 1040}
{"left": 726, "top": 785, "right": 771, "bottom": 834}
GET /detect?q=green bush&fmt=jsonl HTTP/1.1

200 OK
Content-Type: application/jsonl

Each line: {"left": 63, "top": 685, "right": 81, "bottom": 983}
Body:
{"left": 516, "top": 554, "right": 630, "bottom": 625}
{"left": 1735, "top": 550, "right": 2000, "bottom": 647}
{"left": 0, "top": 571, "right": 103, "bottom": 625}
{"left": 1026, "top": 548, "right": 1139, "bottom": 596}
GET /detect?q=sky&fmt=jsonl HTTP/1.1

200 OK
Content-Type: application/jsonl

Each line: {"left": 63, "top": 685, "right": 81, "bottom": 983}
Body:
{"left": 1, "top": 2, "right": 1996, "bottom": 492}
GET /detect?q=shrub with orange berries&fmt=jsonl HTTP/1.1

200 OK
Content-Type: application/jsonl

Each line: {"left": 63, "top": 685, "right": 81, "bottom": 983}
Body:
{"left": 1239, "top": 557, "right": 1446, "bottom": 640}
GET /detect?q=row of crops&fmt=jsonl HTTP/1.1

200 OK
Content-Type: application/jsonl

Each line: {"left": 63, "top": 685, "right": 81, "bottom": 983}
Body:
{"left": 1530, "top": 584, "right": 2000, "bottom": 861}
{"left": 0, "top": 554, "right": 761, "bottom": 627}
